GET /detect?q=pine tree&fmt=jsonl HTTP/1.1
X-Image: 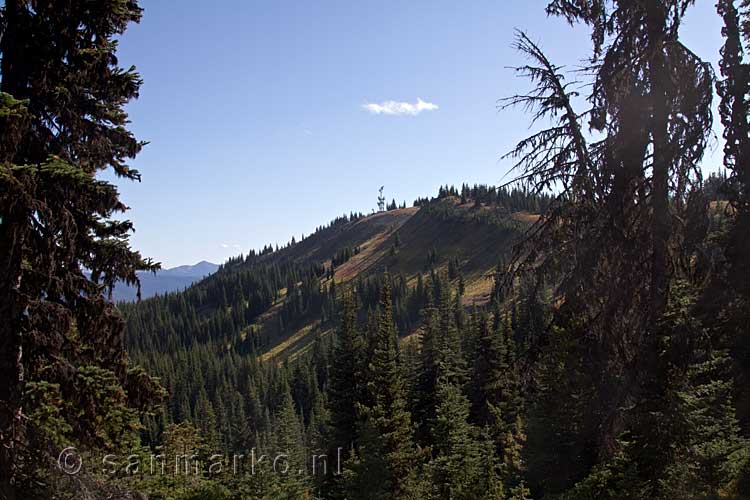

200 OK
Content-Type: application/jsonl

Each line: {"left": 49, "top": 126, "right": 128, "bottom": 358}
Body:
{"left": 525, "top": 325, "right": 591, "bottom": 494}
{"left": 667, "top": 350, "right": 743, "bottom": 498}
{"left": 436, "top": 282, "right": 465, "bottom": 386}
{"left": 355, "top": 277, "right": 416, "bottom": 499}
{"left": 469, "top": 311, "right": 505, "bottom": 428}
{"left": 0, "top": 0, "right": 163, "bottom": 495}
{"left": 195, "top": 388, "right": 219, "bottom": 450}
{"left": 429, "top": 378, "right": 496, "bottom": 500}
{"left": 414, "top": 289, "right": 439, "bottom": 443}
{"left": 139, "top": 422, "right": 211, "bottom": 498}
{"left": 498, "top": 414, "right": 529, "bottom": 498}
{"left": 414, "top": 277, "right": 464, "bottom": 443}
{"left": 273, "top": 384, "right": 311, "bottom": 497}
{"left": 327, "top": 293, "right": 363, "bottom": 453}
{"left": 716, "top": 0, "right": 750, "bottom": 223}
{"left": 509, "top": 0, "right": 714, "bottom": 470}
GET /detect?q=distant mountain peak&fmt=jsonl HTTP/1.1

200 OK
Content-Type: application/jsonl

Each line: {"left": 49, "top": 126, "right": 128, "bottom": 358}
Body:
{"left": 162, "top": 261, "right": 219, "bottom": 276}
{"left": 113, "top": 261, "right": 219, "bottom": 302}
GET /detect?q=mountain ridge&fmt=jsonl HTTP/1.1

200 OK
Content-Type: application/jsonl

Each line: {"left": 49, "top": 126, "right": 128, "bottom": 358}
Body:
{"left": 112, "top": 260, "right": 219, "bottom": 302}
{"left": 122, "top": 186, "right": 549, "bottom": 365}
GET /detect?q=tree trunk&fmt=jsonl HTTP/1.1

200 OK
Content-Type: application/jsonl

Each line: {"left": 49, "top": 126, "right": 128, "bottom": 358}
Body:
{"left": 647, "top": 3, "right": 672, "bottom": 320}
{"left": 0, "top": 204, "right": 25, "bottom": 500}
{"left": 0, "top": 2, "right": 28, "bottom": 497}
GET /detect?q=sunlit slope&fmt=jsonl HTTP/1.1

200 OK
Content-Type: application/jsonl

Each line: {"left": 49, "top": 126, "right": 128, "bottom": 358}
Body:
{"left": 259, "top": 207, "right": 418, "bottom": 268}
{"left": 123, "top": 196, "right": 536, "bottom": 364}
{"left": 252, "top": 198, "right": 532, "bottom": 361}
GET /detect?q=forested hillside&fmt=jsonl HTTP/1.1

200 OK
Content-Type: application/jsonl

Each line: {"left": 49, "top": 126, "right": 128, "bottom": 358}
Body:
{"left": 114, "top": 185, "right": 550, "bottom": 498}
{"left": 119, "top": 187, "right": 541, "bottom": 418}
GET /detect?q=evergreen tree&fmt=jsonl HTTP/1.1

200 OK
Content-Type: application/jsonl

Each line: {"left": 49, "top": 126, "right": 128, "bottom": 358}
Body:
{"left": 354, "top": 277, "right": 416, "bottom": 499}
{"left": 414, "top": 276, "right": 464, "bottom": 443}
{"left": 327, "top": 293, "right": 363, "bottom": 453}
{"left": 273, "top": 385, "right": 311, "bottom": 497}
{"left": 414, "top": 288, "right": 439, "bottom": 443}
{"left": 0, "top": 0, "right": 163, "bottom": 495}
{"left": 498, "top": 414, "right": 529, "bottom": 499}
{"left": 667, "top": 350, "right": 744, "bottom": 498}
{"left": 195, "top": 388, "right": 219, "bottom": 450}
{"left": 429, "top": 378, "right": 497, "bottom": 499}
{"left": 507, "top": 0, "right": 715, "bottom": 476}
{"left": 468, "top": 311, "right": 506, "bottom": 428}
{"left": 716, "top": 0, "right": 750, "bottom": 220}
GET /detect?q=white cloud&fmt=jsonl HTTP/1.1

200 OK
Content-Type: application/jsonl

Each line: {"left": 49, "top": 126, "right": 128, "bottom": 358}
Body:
{"left": 220, "top": 243, "right": 241, "bottom": 249}
{"left": 220, "top": 243, "right": 229, "bottom": 249}
{"left": 362, "top": 98, "right": 438, "bottom": 116}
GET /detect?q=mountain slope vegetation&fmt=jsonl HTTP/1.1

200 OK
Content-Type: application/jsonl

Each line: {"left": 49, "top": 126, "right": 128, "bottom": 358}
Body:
{"left": 5, "top": 0, "right": 750, "bottom": 498}
{"left": 122, "top": 185, "right": 543, "bottom": 364}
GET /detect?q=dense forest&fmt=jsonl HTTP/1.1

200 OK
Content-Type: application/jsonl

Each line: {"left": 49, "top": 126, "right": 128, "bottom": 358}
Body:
{"left": 2, "top": 0, "right": 750, "bottom": 499}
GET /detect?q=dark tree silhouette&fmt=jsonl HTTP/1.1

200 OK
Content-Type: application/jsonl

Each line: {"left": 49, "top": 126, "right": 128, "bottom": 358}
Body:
{"left": 0, "top": 1, "right": 162, "bottom": 496}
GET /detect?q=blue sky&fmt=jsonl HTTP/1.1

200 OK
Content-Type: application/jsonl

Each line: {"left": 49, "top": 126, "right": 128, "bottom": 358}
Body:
{"left": 108, "top": 0, "right": 724, "bottom": 268}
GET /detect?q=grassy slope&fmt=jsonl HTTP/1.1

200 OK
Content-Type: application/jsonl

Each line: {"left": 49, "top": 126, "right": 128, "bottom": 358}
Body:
{"left": 251, "top": 198, "right": 532, "bottom": 362}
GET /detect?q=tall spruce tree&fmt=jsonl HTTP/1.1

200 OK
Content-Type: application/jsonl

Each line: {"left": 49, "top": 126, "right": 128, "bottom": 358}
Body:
{"left": 327, "top": 293, "right": 363, "bottom": 454}
{"left": 506, "top": 0, "right": 714, "bottom": 465}
{"left": 0, "top": 1, "right": 162, "bottom": 496}
{"left": 714, "top": 0, "right": 750, "bottom": 443}
{"left": 356, "top": 277, "right": 416, "bottom": 499}
{"left": 414, "top": 287, "right": 440, "bottom": 443}
{"left": 716, "top": 0, "right": 750, "bottom": 301}
{"left": 469, "top": 310, "right": 507, "bottom": 429}
{"left": 414, "top": 275, "right": 464, "bottom": 443}
{"left": 273, "top": 384, "right": 311, "bottom": 497}
{"left": 428, "top": 379, "right": 496, "bottom": 500}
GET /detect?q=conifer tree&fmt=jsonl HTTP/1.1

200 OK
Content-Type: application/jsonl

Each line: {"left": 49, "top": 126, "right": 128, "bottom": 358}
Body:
{"left": 327, "top": 293, "right": 363, "bottom": 453}
{"left": 414, "top": 276, "right": 464, "bottom": 443}
{"left": 145, "top": 422, "right": 211, "bottom": 497}
{"left": 508, "top": 0, "right": 714, "bottom": 469}
{"left": 195, "top": 388, "right": 219, "bottom": 450}
{"left": 643, "top": 282, "right": 745, "bottom": 498}
{"left": 273, "top": 383, "right": 311, "bottom": 497}
{"left": 414, "top": 288, "right": 439, "bottom": 443}
{"left": 498, "top": 414, "right": 529, "bottom": 499}
{"left": 0, "top": 0, "right": 162, "bottom": 495}
{"left": 716, "top": 1, "right": 750, "bottom": 286}
{"left": 355, "top": 277, "right": 416, "bottom": 499}
{"left": 668, "top": 350, "right": 744, "bottom": 498}
{"left": 468, "top": 311, "right": 506, "bottom": 430}
{"left": 428, "top": 379, "right": 494, "bottom": 500}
